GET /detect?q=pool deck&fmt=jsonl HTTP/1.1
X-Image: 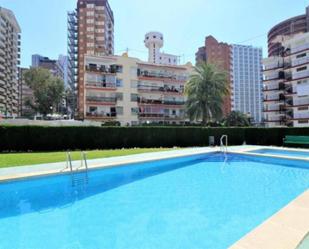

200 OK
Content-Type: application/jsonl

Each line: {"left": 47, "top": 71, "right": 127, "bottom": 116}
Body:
{"left": 1, "top": 145, "right": 309, "bottom": 249}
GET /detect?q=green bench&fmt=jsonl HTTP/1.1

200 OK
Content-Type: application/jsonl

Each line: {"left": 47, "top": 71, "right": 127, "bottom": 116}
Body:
{"left": 283, "top": 136, "right": 309, "bottom": 145}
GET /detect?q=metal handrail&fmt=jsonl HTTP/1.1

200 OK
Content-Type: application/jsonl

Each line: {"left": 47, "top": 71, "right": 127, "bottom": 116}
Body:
{"left": 220, "top": 135, "right": 228, "bottom": 153}
{"left": 65, "top": 151, "right": 89, "bottom": 186}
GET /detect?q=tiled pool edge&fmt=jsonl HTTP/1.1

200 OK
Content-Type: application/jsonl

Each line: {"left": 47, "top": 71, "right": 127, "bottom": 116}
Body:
{"left": 230, "top": 190, "right": 309, "bottom": 249}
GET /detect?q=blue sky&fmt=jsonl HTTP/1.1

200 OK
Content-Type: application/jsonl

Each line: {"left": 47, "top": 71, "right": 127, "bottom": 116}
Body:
{"left": 0, "top": 0, "right": 308, "bottom": 67}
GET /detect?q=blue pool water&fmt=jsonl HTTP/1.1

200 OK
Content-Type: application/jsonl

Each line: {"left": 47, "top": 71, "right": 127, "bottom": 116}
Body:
{"left": 249, "top": 148, "right": 309, "bottom": 158}
{"left": 1, "top": 153, "right": 309, "bottom": 249}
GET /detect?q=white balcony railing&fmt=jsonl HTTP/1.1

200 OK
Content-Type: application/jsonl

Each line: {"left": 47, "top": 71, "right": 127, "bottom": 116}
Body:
{"left": 292, "top": 57, "right": 309, "bottom": 67}
{"left": 264, "top": 62, "right": 283, "bottom": 71}
{"left": 291, "top": 43, "right": 309, "bottom": 54}
{"left": 292, "top": 70, "right": 309, "bottom": 80}
{"left": 292, "top": 98, "right": 309, "bottom": 106}
{"left": 293, "top": 113, "right": 309, "bottom": 119}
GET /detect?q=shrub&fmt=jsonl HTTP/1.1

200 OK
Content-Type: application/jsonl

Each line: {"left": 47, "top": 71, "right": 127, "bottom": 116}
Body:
{"left": 0, "top": 126, "right": 308, "bottom": 152}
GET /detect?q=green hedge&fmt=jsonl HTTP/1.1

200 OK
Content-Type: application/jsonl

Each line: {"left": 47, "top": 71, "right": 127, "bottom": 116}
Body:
{"left": 0, "top": 126, "right": 309, "bottom": 152}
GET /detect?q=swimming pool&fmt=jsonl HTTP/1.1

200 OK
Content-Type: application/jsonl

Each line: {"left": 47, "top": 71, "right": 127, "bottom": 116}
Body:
{"left": 248, "top": 148, "right": 309, "bottom": 159}
{"left": 1, "top": 153, "right": 309, "bottom": 249}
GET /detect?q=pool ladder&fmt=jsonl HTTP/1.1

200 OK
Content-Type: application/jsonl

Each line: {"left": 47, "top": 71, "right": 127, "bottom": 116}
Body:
{"left": 66, "top": 152, "right": 89, "bottom": 187}
{"left": 220, "top": 135, "right": 228, "bottom": 154}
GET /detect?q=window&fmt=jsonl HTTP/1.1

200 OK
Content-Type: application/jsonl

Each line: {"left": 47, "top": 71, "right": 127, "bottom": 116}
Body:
{"left": 296, "top": 53, "right": 306, "bottom": 59}
{"left": 296, "top": 66, "right": 307, "bottom": 72}
{"left": 116, "top": 79, "right": 123, "bottom": 87}
{"left": 131, "top": 94, "right": 138, "bottom": 102}
{"left": 116, "top": 93, "right": 123, "bottom": 101}
{"left": 131, "top": 108, "right": 139, "bottom": 115}
{"left": 116, "top": 107, "right": 123, "bottom": 115}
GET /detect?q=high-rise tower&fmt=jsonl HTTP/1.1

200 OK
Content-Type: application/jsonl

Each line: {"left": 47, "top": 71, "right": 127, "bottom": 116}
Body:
{"left": 0, "top": 7, "right": 21, "bottom": 117}
{"left": 68, "top": 0, "right": 115, "bottom": 119}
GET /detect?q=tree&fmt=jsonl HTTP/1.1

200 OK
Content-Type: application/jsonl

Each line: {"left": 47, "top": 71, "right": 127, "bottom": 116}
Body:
{"left": 185, "top": 63, "right": 229, "bottom": 125}
{"left": 223, "top": 111, "right": 251, "bottom": 127}
{"left": 24, "top": 68, "right": 64, "bottom": 116}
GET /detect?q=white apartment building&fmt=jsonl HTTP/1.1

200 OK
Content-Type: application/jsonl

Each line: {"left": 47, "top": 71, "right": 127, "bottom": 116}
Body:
{"left": 82, "top": 53, "right": 192, "bottom": 126}
{"left": 263, "top": 33, "right": 309, "bottom": 127}
{"left": 0, "top": 7, "right": 21, "bottom": 117}
{"left": 231, "top": 45, "right": 263, "bottom": 123}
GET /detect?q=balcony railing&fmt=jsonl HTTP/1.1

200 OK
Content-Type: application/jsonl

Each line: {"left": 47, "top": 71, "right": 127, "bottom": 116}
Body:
{"left": 292, "top": 57, "right": 309, "bottom": 67}
{"left": 291, "top": 44, "right": 309, "bottom": 54}
{"left": 86, "top": 82, "right": 116, "bottom": 89}
{"left": 86, "top": 96, "right": 117, "bottom": 103}
{"left": 264, "top": 62, "right": 283, "bottom": 71}
{"left": 139, "top": 113, "right": 185, "bottom": 119}
{"left": 85, "top": 65, "right": 119, "bottom": 74}
{"left": 292, "top": 71, "right": 309, "bottom": 80}
{"left": 138, "top": 70, "right": 187, "bottom": 82}
{"left": 292, "top": 113, "right": 309, "bottom": 119}
{"left": 263, "top": 106, "right": 280, "bottom": 112}
{"left": 138, "top": 98, "right": 185, "bottom": 106}
{"left": 86, "top": 112, "right": 117, "bottom": 118}
{"left": 286, "top": 98, "right": 309, "bottom": 106}
{"left": 138, "top": 85, "right": 184, "bottom": 94}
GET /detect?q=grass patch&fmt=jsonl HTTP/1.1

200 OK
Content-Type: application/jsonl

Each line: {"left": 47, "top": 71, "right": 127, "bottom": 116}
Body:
{"left": 0, "top": 148, "right": 171, "bottom": 168}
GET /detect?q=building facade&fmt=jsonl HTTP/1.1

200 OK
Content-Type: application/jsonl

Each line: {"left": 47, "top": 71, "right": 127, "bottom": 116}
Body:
{"left": 231, "top": 45, "right": 263, "bottom": 123}
{"left": 263, "top": 32, "right": 309, "bottom": 127}
{"left": 268, "top": 6, "right": 309, "bottom": 57}
{"left": 81, "top": 54, "right": 191, "bottom": 125}
{"left": 0, "top": 7, "right": 21, "bottom": 117}
{"left": 68, "top": 0, "right": 115, "bottom": 119}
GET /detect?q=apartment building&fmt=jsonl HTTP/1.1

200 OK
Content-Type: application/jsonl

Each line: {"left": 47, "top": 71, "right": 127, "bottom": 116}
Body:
{"left": 268, "top": 5, "right": 309, "bottom": 57}
{"left": 81, "top": 53, "right": 191, "bottom": 125}
{"left": 0, "top": 7, "right": 21, "bottom": 117}
{"left": 68, "top": 0, "right": 114, "bottom": 118}
{"left": 231, "top": 45, "right": 263, "bottom": 123}
{"left": 263, "top": 32, "right": 309, "bottom": 127}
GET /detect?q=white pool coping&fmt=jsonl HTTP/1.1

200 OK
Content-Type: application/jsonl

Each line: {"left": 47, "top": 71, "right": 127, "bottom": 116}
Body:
{"left": 1, "top": 145, "right": 309, "bottom": 249}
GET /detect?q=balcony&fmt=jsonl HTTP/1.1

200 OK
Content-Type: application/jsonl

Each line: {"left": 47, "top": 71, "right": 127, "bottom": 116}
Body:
{"left": 292, "top": 113, "right": 309, "bottom": 119}
{"left": 138, "top": 98, "right": 185, "bottom": 106}
{"left": 138, "top": 85, "right": 184, "bottom": 95}
{"left": 264, "top": 95, "right": 281, "bottom": 102}
{"left": 263, "top": 62, "right": 283, "bottom": 71}
{"left": 86, "top": 82, "right": 116, "bottom": 90}
{"left": 86, "top": 112, "right": 117, "bottom": 119}
{"left": 291, "top": 44, "right": 309, "bottom": 54}
{"left": 292, "top": 57, "right": 309, "bottom": 67}
{"left": 85, "top": 64, "right": 121, "bottom": 74}
{"left": 86, "top": 96, "right": 117, "bottom": 104}
{"left": 285, "top": 98, "right": 309, "bottom": 107}
{"left": 263, "top": 106, "right": 280, "bottom": 112}
{"left": 139, "top": 113, "right": 185, "bottom": 120}
{"left": 292, "top": 70, "right": 309, "bottom": 80}
{"left": 137, "top": 70, "right": 187, "bottom": 82}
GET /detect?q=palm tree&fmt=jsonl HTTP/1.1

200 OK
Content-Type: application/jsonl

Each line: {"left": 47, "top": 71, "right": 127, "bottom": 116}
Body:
{"left": 185, "top": 63, "right": 229, "bottom": 125}
{"left": 223, "top": 111, "right": 251, "bottom": 127}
